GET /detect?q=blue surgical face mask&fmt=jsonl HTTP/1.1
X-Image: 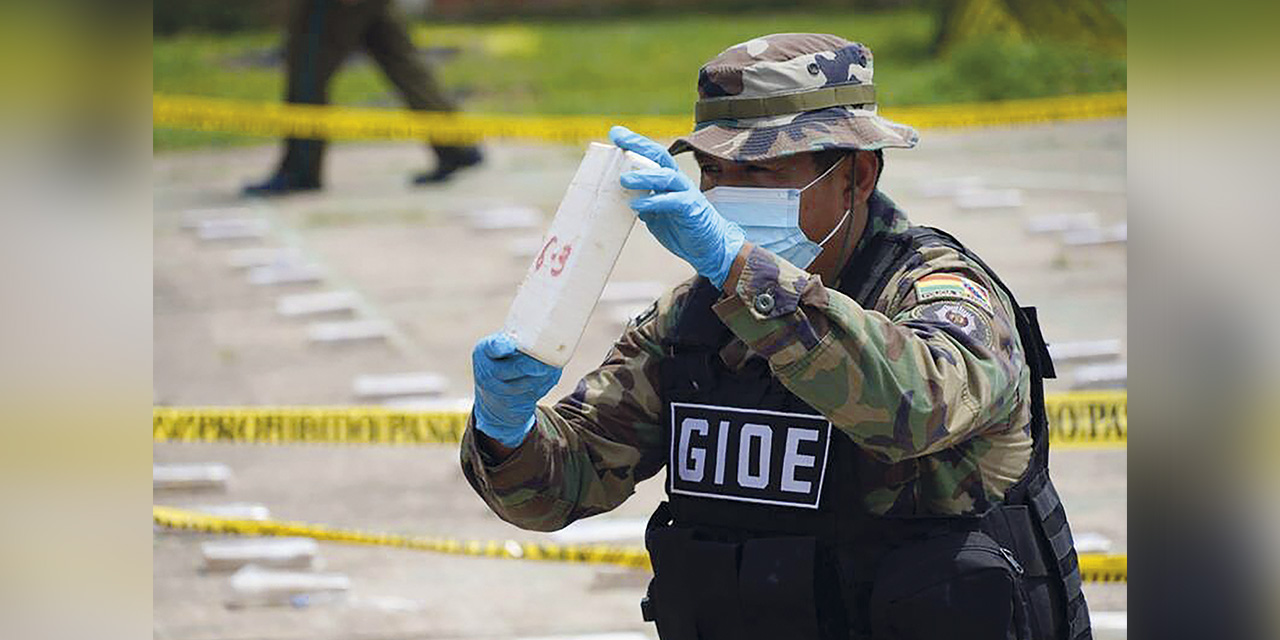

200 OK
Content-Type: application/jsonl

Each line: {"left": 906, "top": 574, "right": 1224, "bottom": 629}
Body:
{"left": 704, "top": 155, "right": 852, "bottom": 270}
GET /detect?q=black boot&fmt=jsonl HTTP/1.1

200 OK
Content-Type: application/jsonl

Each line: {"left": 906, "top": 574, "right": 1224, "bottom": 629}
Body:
{"left": 413, "top": 145, "right": 483, "bottom": 185}
{"left": 242, "top": 172, "right": 321, "bottom": 198}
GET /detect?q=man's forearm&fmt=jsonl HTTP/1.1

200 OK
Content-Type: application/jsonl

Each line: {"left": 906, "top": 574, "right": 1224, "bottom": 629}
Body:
{"left": 459, "top": 301, "right": 675, "bottom": 532}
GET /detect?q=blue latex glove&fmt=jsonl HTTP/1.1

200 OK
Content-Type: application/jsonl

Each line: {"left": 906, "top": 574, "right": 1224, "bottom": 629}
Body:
{"left": 471, "top": 332, "right": 562, "bottom": 448}
{"left": 609, "top": 125, "right": 746, "bottom": 289}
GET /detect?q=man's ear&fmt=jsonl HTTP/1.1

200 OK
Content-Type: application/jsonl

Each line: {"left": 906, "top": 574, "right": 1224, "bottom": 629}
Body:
{"left": 852, "top": 150, "right": 879, "bottom": 206}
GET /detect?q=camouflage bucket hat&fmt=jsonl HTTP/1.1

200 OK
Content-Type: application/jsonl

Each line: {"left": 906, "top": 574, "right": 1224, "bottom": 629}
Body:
{"left": 670, "top": 33, "right": 919, "bottom": 162}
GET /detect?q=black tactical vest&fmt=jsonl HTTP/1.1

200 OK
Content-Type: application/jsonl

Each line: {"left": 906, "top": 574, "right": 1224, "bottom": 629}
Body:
{"left": 641, "top": 214, "right": 1091, "bottom": 640}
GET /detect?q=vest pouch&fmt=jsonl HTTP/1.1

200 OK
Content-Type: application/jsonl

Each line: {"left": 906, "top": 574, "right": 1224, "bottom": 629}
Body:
{"left": 869, "top": 530, "right": 1033, "bottom": 640}
{"left": 645, "top": 506, "right": 825, "bottom": 640}
{"left": 738, "top": 536, "right": 823, "bottom": 640}
{"left": 983, "top": 505, "right": 1063, "bottom": 639}
{"left": 646, "top": 525, "right": 749, "bottom": 640}
{"left": 644, "top": 524, "right": 698, "bottom": 640}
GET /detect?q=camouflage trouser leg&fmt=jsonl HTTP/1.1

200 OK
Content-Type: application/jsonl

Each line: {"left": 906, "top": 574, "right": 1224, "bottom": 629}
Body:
{"left": 361, "top": 3, "right": 471, "bottom": 159}
{"left": 277, "top": 0, "right": 381, "bottom": 184}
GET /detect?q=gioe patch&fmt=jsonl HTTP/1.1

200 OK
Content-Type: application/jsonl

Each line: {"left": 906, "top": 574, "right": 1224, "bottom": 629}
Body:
{"left": 669, "top": 402, "right": 832, "bottom": 509}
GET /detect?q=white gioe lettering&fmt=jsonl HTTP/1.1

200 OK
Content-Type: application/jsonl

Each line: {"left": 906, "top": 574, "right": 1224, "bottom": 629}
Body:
{"left": 678, "top": 418, "right": 709, "bottom": 482}
{"left": 737, "top": 423, "right": 772, "bottom": 489}
{"left": 781, "top": 427, "right": 820, "bottom": 493}
{"left": 713, "top": 420, "right": 729, "bottom": 485}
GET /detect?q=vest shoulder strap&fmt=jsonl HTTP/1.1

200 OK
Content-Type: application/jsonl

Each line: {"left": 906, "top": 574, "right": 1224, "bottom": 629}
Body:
{"left": 663, "top": 276, "right": 729, "bottom": 350}
{"left": 834, "top": 231, "right": 914, "bottom": 310}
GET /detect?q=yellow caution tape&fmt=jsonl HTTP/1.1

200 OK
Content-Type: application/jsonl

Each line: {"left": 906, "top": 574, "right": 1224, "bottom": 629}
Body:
{"left": 1044, "top": 390, "right": 1127, "bottom": 448}
{"left": 153, "top": 391, "right": 1126, "bottom": 448}
{"left": 154, "top": 406, "right": 471, "bottom": 446}
{"left": 1079, "top": 552, "right": 1128, "bottom": 583}
{"left": 153, "top": 94, "right": 688, "bottom": 145}
{"left": 153, "top": 505, "right": 1125, "bottom": 582}
{"left": 153, "top": 91, "right": 1125, "bottom": 144}
{"left": 154, "top": 505, "right": 651, "bottom": 570}
{"left": 887, "top": 92, "right": 1126, "bottom": 130}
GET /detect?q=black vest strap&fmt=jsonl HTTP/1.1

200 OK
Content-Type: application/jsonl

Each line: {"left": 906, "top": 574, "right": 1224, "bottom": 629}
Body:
{"left": 836, "top": 232, "right": 913, "bottom": 309}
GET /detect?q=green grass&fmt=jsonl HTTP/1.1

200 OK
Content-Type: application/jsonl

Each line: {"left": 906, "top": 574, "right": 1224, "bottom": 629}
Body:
{"left": 930, "top": 37, "right": 1127, "bottom": 103}
{"left": 154, "top": 9, "right": 1126, "bottom": 151}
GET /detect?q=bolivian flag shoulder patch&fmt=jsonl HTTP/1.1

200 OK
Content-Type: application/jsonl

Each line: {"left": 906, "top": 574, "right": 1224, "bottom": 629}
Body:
{"left": 914, "top": 273, "right": 994, "bottom": 315}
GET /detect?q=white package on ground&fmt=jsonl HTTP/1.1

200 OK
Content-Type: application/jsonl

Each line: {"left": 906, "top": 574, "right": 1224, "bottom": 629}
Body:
{"left": 503, "top": 142, "right": 659, "bottom": 366}
{"left": 227, "top": 565, "right": 349, "bottom": 607}
{"left": 352, "top": 372, "right": 448, "bottom": 398}
{"left": 202, "top": 537, "right": 319, "bottom": 571}
{"left": 190, "top": 502, "right": 272, "bottom": 521}
{"left": 153, "top": 463, "right": 231, "bottom": 491}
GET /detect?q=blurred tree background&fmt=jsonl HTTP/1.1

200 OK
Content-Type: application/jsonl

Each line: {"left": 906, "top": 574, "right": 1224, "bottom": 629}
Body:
{"left": 154, "top": 2, "right": 277, "bottom": 36}
{"left": 933, "top": 0, "right": 1125, "bottom": 54}
{"left": 153, "top": 0, "right": 1125, "bottom": 149}
{"left": 155, "top": 0, "right": 936, "bottom": 33}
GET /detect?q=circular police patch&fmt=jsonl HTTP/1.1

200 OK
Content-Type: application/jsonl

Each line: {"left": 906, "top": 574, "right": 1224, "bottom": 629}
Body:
{"left": 944, "top": 308, "right": 971, "bottom": 327}
{"left": 910, "top": 302, "right": 993, "bottom": 348}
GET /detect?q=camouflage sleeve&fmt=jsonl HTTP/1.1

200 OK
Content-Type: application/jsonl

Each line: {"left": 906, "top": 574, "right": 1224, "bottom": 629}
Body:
{"left": 458, "top": 284, "right": 690, "bottom": 532}
{"left": 712, "top": 244, "right": 1027, "bottom": 464}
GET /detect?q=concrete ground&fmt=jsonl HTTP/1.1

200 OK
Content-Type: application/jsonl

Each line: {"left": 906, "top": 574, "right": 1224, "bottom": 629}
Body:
{"left": 154, "top": 119, "right": 1127, "bottom": 639}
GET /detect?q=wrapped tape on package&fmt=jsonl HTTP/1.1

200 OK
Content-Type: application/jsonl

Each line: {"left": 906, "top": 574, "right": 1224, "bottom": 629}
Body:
{"left": 503, "top": 142, "right": 659, "bottom": 367}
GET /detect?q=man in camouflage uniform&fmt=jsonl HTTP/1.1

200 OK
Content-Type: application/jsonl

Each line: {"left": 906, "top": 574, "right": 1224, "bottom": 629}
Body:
{"left": 461, "top": 34, "right": 1089, "bottom": 640}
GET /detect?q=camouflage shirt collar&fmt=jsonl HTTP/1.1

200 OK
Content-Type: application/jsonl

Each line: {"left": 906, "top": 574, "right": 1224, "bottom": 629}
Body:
{"left": 864, "top": 189, "right": 911, "bottom": 239}
{"left": 834, "top": 189, "right": 910, "bottom": 288}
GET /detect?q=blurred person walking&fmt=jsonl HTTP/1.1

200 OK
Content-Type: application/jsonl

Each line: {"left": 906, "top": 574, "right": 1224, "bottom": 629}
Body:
{"left": 243, "top": 0, "right": 482, "bottom": 197}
